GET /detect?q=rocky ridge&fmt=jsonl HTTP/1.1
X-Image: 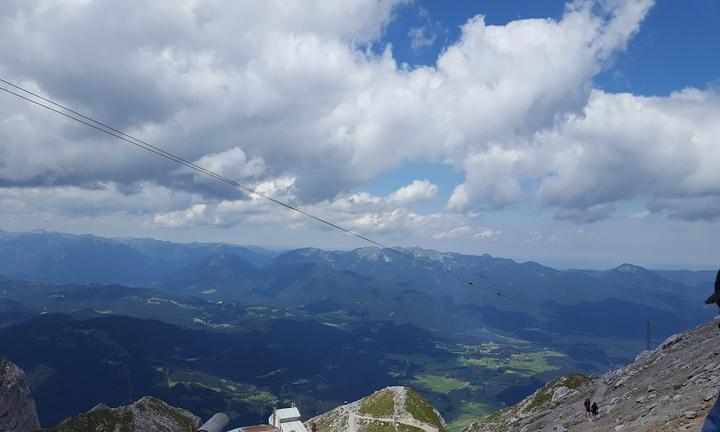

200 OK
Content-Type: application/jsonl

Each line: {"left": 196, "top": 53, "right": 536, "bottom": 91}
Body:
{"left": 464, "top": 319, "right": 720, "bottom": 432}
{"left": 307, "top": 386, "right": 448, "bottom": 432}
{"left": 41, "top": 397, "right": 200, "bottom": 432}
{"left": 0, "top": 356, "right": 40, "bottom": 432}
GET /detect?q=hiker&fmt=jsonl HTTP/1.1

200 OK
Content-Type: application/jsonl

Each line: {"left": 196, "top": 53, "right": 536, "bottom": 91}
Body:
{"left": 705, "top": 270, "right": 720, "bottom": 328}
{"left": 591, "top": 402, "right": 599, "bottom": 420}
{"left": 584, "top": 398, "right": 591, "bottom": 419}
{"left": 703, "top": 394, "right": 720, "bottom": 431}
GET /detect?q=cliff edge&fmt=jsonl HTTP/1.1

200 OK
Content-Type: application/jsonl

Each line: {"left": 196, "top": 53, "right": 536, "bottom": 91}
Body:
{"left": 0, "top": 356, "right": 41, "bottom": 432}
{"left": 464, "top": 319, "right": 720, "bottom": 432}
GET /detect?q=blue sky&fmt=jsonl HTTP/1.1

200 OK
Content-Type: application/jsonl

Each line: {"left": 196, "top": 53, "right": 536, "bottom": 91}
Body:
{"left": 353, "top": 0, "right": 720, "bottom": 269}
{"left": 383, "top": 0, "right": 720, "bottom": 95}
{"left": 0, "top": 0, "right": 718, "bottom": 269}
{"left": 362, "top": 0, "right": 720, "bottom": 205}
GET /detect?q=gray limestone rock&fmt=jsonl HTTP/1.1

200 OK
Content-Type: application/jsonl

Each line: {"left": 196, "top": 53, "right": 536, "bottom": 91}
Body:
{"left": 463, "top": 320, "right": 720, "bottom": 432}
{"left": 43, "top": 396, "right": 200, "bottom": 432}
{"left": 0, "top": 356, "right": 41, "bottom": 432}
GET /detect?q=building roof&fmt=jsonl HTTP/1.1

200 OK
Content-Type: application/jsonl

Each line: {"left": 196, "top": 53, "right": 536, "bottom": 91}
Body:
{"left": 235, "top": 426, "right": 279, "bottom": 432}
{"left": 274, "top": 407, "right": 301, "bottom": 422}
{"left": 276, "top": 420, "right": 307, "bottom": 432}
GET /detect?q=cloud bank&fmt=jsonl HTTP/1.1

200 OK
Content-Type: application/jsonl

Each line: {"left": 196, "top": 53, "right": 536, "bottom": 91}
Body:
{"left": 1, "top": 0, "right": 718, "bottom": 242}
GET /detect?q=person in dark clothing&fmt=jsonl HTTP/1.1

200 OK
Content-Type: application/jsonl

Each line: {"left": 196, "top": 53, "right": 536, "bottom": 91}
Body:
{"left": 704, "top": 395, "right": 720, "bottom": 432}
{"left": 584, "top": 398, "right": 592, "bottom": 419}
{"left": 705, "top": 270, "right": 720, "bottom": 328}
{"left": 591, "top": 402, "right": 599, "bottom": 419}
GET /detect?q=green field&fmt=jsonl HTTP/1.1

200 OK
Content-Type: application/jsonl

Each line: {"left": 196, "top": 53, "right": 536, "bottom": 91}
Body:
{"left": 412, "top": 374, "right": 470, "bottom": 393}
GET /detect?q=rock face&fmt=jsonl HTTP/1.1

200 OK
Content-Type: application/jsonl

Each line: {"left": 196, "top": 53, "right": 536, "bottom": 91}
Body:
{"left": 0, "top": 356, "right": 41, "bottom": 432}
{"left": 464, "top": 319, "right": 720, "bottom": 432}
{"left": 307, "top": 386, "right": 447, "bottom": 432}
{"left": 42, "top": 396, "right": 200, "bottom": 432}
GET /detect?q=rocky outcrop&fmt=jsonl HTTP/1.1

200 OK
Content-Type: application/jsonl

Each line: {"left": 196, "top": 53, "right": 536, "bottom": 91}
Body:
{"left": 307, "top": 386, "right": 447, "bottom": 432}
{"left": 464, "top": 319, "right": 720, "bottom": 432}
{"left": 0, "top": 356, "right": 41, "bottom": 432}
{"left": 42, "top": 396, "right": 200, "bottom": 432}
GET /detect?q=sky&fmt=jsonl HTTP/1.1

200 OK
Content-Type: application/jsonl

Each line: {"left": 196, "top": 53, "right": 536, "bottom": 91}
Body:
{"left": 0, "top": 0, "right": 718, "bottom": 269}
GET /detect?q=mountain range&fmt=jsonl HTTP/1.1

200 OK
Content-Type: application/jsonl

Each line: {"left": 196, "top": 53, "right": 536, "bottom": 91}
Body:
{"left": 0, "top": 228, "right": 716, "bottom": 430}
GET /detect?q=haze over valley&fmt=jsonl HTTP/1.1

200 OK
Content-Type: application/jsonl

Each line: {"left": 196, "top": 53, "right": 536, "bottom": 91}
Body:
{"left": 0, "top": 229, "right": 715, "bottom": 430}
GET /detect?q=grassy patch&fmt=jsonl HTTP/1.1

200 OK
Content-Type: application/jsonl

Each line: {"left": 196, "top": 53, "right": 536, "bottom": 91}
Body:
{"left": 359, "top": 388, "right": 396, "bottom": 418}
{"left": 357, "top": 419, "right": 425, "bottom": 432}
{"left": 461, "top": 350, "right": 565, "bottom": 375}
{"left": 158, "top": 367, "right": 274, "bottom": 410}
{"left": 506, "top": 351, "right": 564, "bottom": 373}
{"left": 527, "top": 389, "right": 553, "bottom": 411}
{"left": 405, "top": 388, "right": 447, "bottom": 432}
{"left": 412, "top": 375, "right": 469, "bottom": 394}
{"left": 564, "top": 373, "right": 591, "bottom": 389}
{"left": 446, "top": 401, "right": 493, "bottom": 432}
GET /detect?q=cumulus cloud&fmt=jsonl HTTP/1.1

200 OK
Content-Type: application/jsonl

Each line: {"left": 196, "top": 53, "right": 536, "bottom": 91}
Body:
{"left": 630, "top": 210, "right": 650, "bottom": 220}
{"left": 154, "top": 204, "right": 210, "bottom": 228}
{"left": 474, "top": 228, "right": 502, "bottom": 239}
{"left": 0, "top": 182, "right": 200, "bottom": 215}
{"left": 6, "top": 0, "right": 718, "bottom": 232}
{"left": 432, "top": 226, "right": 472, "bottom": 240}
{"left": 554, "top": 204, "right": 616, "bottom": 224}
{"left": 537, "top": 89, "right": 720, "bottom": 221}
{"left": 408, "top": 26, "right": 436, "bottom": 49}
{"left": 191, "top": 147, "right": 266, "bottom": 181}
{"left": 386, "top": 180, "right": 438, "bottom": 205}
{"left": 0, "top": 0, "right": 654, "bottom": 197}
{"left": 151, "top": 179, "right": 444, "bottom": 235}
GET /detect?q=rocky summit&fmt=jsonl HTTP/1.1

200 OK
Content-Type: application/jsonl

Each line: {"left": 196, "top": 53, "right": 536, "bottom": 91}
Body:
{"left": 42, "top": 397, "right": 200, "bottom": 432}
{"left": 0, "top": 356, "right": 40, "bottom": 432}
{"left": 464, "top": 319, "right": 720, "bottom": 432}
{"left": 306, "top": 386, "right": 448, "bottom": 432}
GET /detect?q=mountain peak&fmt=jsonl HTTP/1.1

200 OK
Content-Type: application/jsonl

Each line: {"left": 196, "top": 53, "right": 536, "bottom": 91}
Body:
{"left": 308, "top": 386, "right": 447, "bottom": 432}
{"left": 45, "top": 397, "right": 199, "bottom": 432}
{"left": 613, "top": 263, "right": 649, "bottom": 273}
{"left": 0, "top": 356, "right": 40, "bottom": 432}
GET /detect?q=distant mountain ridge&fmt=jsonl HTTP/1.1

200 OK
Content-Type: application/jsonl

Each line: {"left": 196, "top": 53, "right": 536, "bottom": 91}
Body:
{"left": 44, "top": 397, "right": 199, "bottom": 432}
{"left": 0, "top": 228, "right": 717, "bottom": 429}
{"left": 0, "top": 229, "right": 714, "bottom": 343}
{"left": 0, "top": 229, "right": 277, "bottom": 285}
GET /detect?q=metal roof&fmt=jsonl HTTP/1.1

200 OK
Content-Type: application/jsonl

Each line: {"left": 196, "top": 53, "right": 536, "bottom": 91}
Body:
{"left": 273, "top": 407, "right": 302, "bottom": 422}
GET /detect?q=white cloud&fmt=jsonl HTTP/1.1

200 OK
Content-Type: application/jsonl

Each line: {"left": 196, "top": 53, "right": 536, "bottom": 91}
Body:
{"left": 192, "top": 147, "right": 266, "bottom": 181}
{"left": 153, "top": 204, "right": 209, "bottom": 228}
{"left": 0, "top": 182, "right": 200, "bottom": 215}
{"left": 386, "top": 180, "right": 438, "bottom": 206}
{"left": 630, "top": 210, "right": 650, "bottom": 220}
{"left": 448, "top": 146, "right": 527, "bottom": 209}
{"left": 432, "top": 226, "right": 472, "bottom": 240}
{"left": 408, "top": 26, "right": 436, "bottom": 49}
{"left": 150, "top": 179, "right": 444, "bottom": 236}
{"left": 7, "top": 0, "right": 718, "bottom": 233}
{"left": 537, "top": 89, "right": 720, "bottom": 221}
{"left": 431, "top": 226, "right": 501, "bottom": 240}
{"left": 555, "top": 204, "right": 616, "bottom": 224}
{"left": 474, "top": 228, "right": 502, "bottom": 239}
{"left": 0, "top": 0, "right": 655, "bottom": 202}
